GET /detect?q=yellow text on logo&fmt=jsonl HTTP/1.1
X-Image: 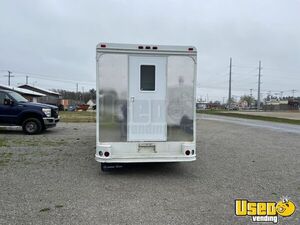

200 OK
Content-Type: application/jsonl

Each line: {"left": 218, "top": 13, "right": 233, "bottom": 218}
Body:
{"left": 235, "top": 200, "right": 277, "bottom": 216}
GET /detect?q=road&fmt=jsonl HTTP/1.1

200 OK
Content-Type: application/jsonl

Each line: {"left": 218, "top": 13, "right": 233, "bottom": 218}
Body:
{"left": 0, "top": 117, "right": 299, "bottom": 225}
{"left": 221, "top": 111, "right": 300, "bottom": 120}
{"left": 200, "top": 114, "right": 300, "bottom": 134}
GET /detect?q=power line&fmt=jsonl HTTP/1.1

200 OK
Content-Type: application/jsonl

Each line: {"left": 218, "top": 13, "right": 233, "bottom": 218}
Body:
{"left": 263, "top": 66, "right": 300, "bottom": 74}
{"left": 0, "top": 69, "right": 95, "bottom": 85}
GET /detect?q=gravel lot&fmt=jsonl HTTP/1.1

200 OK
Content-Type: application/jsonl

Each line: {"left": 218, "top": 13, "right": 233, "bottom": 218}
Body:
{"left": 0, "top": 117, "right": 299, "bottom": 225}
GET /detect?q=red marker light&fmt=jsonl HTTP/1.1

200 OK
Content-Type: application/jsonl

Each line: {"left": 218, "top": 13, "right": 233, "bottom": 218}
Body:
{"left": 188, "top": 47, "right": 193, "bottom": 51}
{"left": 138, "top": 46, "right": 144, "bottom": 49}
{"left": 145, "top": 46, "right": 151, "bottom": 49}
{"left": 152, "top": 46, "right": 158, "bottom": 50}
{"left": 101, "top": 44, "right": 106, "bottom": 48}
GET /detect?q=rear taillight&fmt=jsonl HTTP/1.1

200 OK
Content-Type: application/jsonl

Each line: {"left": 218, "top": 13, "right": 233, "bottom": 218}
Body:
{"left": 185, "top": 150, "right": 191, "bottom": 156}
{"left": 104, "top": 151, "right": 110, "bottom": 157}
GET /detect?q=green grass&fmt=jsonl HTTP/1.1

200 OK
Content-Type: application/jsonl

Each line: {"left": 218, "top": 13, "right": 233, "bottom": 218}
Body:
{"left": 0, "top": 138, "right": 9, "bottom": 147}
{"left": 61, "top": 109, "right": 300, "bottom": 125}
{"left": 59, "top": 111, "right": 118, "bottom": 127}
{"left": 198, "top": 110, "right": 300, "bottom": 125}
{"left": 59, "top": 111, "right": 96, "bottom": 122}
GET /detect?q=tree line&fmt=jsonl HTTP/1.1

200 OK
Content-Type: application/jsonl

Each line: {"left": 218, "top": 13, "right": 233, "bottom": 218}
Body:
{"left": 51, "top": 88, "right": 96, "bottom": 103}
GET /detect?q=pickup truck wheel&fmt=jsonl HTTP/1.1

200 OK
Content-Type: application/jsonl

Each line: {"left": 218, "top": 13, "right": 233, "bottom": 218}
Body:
{"left": 22, "top": 118, "right": 42, "bottom": 135}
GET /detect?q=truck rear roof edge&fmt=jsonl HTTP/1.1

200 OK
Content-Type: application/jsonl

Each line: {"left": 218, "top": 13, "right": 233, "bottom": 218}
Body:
{"left": 96, "top": 42, "right": 197, "bottom": 54}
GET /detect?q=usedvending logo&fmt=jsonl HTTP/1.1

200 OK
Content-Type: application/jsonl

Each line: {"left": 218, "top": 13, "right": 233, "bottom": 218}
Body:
{"left": 235, "top": 197, "right": 296, "bottom": 224}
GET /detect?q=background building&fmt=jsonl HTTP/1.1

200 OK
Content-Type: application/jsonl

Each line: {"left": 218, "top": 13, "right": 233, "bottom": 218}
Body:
{"left": 18, "top": 84, "right": 61, "bottom": 105}
{"left": 0, "top": 84, "right": 45, "bottom": 102}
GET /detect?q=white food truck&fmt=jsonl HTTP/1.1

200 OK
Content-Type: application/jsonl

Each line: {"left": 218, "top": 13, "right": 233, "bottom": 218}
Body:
{"left": 95, "top": 43, "right": 197, "bottom": 171}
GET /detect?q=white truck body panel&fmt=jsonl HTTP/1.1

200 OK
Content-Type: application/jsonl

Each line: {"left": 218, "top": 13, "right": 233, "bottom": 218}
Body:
{"left": 95, "top": 43, "right": 197, "bottom": 163}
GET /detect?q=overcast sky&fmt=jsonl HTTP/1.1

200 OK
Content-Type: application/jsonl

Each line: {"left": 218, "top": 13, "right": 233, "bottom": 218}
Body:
{"left": 0, "top": 0, "right": 299, "bottom": 101}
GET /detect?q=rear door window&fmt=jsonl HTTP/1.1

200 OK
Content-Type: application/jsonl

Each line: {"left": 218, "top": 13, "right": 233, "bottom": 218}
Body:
{"left": 140, "top": 65, "right": 155, "bottom": 91}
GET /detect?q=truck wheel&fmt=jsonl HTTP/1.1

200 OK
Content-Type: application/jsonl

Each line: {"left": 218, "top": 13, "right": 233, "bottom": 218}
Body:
{"left": 22, "top": 118, "right": 42, "bottom": 135}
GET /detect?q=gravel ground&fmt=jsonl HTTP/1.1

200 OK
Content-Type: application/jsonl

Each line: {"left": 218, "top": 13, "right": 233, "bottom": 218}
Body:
{"left": 0, "top": 117, "right": 299, "bottom": 225}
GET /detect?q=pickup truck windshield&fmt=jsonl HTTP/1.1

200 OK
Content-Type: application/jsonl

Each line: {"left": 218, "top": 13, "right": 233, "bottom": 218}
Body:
{"left": 9, "top": 92, "right": 28, "bottom": 103}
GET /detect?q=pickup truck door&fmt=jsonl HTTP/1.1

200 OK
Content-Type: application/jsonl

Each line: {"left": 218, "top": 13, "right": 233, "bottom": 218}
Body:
{"left": 0, "top": 93, "right": 22, "bottom": 124}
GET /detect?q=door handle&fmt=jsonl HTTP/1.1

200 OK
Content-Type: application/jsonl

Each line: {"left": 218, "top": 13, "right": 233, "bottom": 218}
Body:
{"left": 130, "top": 97, "right": 135, "bottom": 102}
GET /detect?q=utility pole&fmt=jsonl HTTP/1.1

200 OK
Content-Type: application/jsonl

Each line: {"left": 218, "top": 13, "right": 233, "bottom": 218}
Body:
{"left": 82, "top": 87, "right": 85, "bottom": 102}
{"left": 280, "top": 91, "right": 284, "bottom": 99}
{"left": 268, "top": 90, "right": 272, "bottom": 97}
{"left": 4, "top": 71, "right": 14, "bottom": 86}
{"left": 257, "top": 61, "right": 262, "bottom": 111}
{"left": 76, "top": 83, "right": 79, "bottom": 102}
{"left": 250, "top": 89, "right": 253, "bottom": 97}
{"left": 26, "top": 75, "right": 29, "bottom": 85}
{"left": 228, "top": 57, "right": 232, "bottom": 109}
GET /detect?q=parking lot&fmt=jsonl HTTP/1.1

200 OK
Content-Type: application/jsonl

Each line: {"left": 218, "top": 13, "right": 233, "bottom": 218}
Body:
{"left": 0, "top": 115, "right": 299, "bottom": 225}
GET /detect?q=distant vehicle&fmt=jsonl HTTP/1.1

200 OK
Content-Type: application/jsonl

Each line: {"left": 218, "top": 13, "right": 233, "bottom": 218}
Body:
{"left": 0, "top": 89, "right": 60, "bottom": 134}
{"left": 95, "top": 43, "right": 197, "bottom": 171}
{"left": 67, "top": 104, "right": 76, "bottom": 111}
{"left": 225, "top": 104, "right": 239, "bottom": 111}
{"left": 196, "top": 102, "right": 207, "bottom": 110}
{"left": 76, "top": 104, "right": 89, "bottom": 111}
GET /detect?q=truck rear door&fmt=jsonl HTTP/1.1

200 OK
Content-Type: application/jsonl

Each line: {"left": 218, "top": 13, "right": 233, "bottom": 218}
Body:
{"left": 128, "top": 56, "right": 167, "bottom": 141}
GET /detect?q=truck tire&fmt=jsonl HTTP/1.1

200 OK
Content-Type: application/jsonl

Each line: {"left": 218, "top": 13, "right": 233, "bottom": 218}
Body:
{"left": 22, "top": 118, "right": 42, "bottom": 135}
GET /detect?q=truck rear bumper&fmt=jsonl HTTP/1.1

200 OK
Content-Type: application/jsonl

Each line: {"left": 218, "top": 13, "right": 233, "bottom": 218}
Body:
{"left": 95, "top": 154, "right": 196, "bottom": 163}
{"left": 95, "top": 142, "right": 196, "bottom": 163}
{"left": 43, "top": 116, "right": 60, "bottom": 128}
